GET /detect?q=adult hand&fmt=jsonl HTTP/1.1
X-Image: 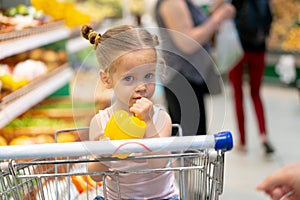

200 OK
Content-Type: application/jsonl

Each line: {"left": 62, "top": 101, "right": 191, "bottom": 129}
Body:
{"left": 212, "top": 3, "right": 236, "bottom": 24}
{"left": 256, "top": 163, "right": 300, "bottom": 200}
{"left": 210, "top": 0, "right": 227, "bottom": 12}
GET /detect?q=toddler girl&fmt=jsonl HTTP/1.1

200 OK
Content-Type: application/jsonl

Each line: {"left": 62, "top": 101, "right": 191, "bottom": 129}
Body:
{"left": 81, "top": 24, "right": 179, "bottom": 200}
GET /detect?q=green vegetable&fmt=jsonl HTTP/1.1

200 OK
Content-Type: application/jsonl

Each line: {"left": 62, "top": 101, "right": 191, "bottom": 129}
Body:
{"left": 5, "top": 117, "right": 75, "bottom": 128}
{"left": 0, "top": 171, "right": 38, "bottom": 198}
{"left": 6, "top": 7, "right": 17, "bottom": 17}
{"left": 16, "top": 4, "right": 28, "bottom": 15}
{"left": 35, "top": 102, "right": 96, "bottom": 109}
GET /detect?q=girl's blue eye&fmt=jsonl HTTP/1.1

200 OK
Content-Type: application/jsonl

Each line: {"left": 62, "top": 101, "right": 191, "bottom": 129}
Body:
{"left": 123, "top": 76, "right": 134, "bottom": 82}
{"left": 145, "top": 73, "right": 155, "bottom": 80}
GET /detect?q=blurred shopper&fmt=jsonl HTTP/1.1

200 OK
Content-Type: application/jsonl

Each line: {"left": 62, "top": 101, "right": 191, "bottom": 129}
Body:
{"left": 229, "top": 0, "right": 274, "bottom": 154}
{"left": 257, "top": 162, "right": 300, "bottom": 200}
{"left": 155, "top": 0, "right": 235, "bottom": 135}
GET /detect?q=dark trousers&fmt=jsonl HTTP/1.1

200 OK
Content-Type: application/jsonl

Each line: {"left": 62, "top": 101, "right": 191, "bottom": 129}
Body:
{"left": 163, "top": 74, "right": 207, "bottom": 136}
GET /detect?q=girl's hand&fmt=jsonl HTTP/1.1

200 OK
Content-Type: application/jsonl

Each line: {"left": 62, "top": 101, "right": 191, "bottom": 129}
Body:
{"left": 129, "top": 97, "right": 154, "bottom": 123}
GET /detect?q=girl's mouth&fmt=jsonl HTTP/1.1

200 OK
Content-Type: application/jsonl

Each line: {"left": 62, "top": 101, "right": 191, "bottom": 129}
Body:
{"left": 133, "top": 96, "right": 142, "bottom": 101}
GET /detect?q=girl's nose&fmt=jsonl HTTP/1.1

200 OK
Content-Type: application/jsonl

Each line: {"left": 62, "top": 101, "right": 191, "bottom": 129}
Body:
{"left": 135, "top": 83, "right": 146, "bottom": 92}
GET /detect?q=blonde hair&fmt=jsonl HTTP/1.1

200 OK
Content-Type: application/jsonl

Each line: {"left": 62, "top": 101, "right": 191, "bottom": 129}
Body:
{"left": 81, "top": 25, "right": 159, "bottom": 72}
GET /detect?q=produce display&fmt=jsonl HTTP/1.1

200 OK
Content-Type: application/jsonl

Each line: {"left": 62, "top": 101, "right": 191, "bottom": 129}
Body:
{"left": 267, "top": 0, "right": 300, "bottom": 52}
{"left": 0, "top": 0, "right": 148, "bottom": 29}
{"left": 31, "top": 0, "right": 91, "bottom": 28}
{"left": 0, "top": 95, "right": 102, "bottom": 196}
{"left": 71, "top": 175, "right": 102, "bottom": 195}
{"left": 9, "top": 134, "right": 55, "bottom": 145}
{"left": 0, "top": 4, "right": 46, "bottom": 34}
{"left": 0, "top": 135, "right": 7, "bottom": 146}
{"left": 281, "top": 20, "right": 300, "bottom": 52}
{"left": 72, "top": 0, "right": 123, "bottom": 22}
{"left": 0, "top": 97, "right": 97, "bottom": 145}
{"left": 0, "top": 48, "right": 67, "bottom": 97}
{"left": 1, "top": 116, "right": 79, "bottom": 145}
{"left": 31, "top": 96, "right": 98, "bottom": 116}
{"left": 73, "top": 0, "right": 145, "bottom": 22}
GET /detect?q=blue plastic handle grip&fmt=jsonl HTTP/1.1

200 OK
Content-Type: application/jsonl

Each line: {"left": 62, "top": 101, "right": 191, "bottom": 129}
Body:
{"left": 214, "top": 131, "right": 233, "bottom": 151}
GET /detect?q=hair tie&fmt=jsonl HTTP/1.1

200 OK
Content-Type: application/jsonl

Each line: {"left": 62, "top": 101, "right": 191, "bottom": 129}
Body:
{"left": 152, "top": 34, "right": 159, "bottom": 46}
{"left": 88, "top": 31, "right": 98, "bottom": 41}
{"left": 95, "top": 34, "right": 101, "bottom": 42}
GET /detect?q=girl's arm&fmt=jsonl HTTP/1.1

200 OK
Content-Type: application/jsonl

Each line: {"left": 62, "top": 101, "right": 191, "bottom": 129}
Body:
{"left": 144, "top": 110, "right": 173, "bottom": 169}
{"left": 88, "top": 158, "right": 109, "bottom": 182}
{"left": 130, "top": 98, "right": 172, "bottom": 168}
{"left": 145, "top": 109, "right": 172, "bottom": 138}
{"left": 88, "top": 115, "right": 110, "bottom": 182}
{"left": 89, "top": 115, "right": 101, "bottom": 141}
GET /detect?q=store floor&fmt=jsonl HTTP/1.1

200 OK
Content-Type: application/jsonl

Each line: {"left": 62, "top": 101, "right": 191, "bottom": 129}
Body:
{"left": 205, "top": 82, "right": 300, "bottom": 199}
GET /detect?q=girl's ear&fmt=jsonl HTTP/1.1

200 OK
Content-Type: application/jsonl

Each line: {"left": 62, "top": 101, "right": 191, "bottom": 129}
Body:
{"left": 100, "top": 70, "right": 113, "bottom": 89}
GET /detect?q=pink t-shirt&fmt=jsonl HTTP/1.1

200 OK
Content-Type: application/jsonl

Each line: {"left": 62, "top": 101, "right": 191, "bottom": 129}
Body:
{"left": 94, "top": 106, "right": 179, "bottom": 199}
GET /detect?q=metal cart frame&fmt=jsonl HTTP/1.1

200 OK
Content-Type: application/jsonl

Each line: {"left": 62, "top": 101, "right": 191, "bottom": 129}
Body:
{"left": 0, "top": 125, "right": 233, "bottom": 200}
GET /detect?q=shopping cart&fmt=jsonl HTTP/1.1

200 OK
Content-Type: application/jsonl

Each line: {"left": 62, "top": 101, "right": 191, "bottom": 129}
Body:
{"left": 0, "top": 125, "right": 233, "bottom": 200}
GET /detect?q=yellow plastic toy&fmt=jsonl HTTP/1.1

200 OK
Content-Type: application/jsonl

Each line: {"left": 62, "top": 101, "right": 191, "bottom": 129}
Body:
{"left": 103, "top": 110, "right": 146, "bottom": 158}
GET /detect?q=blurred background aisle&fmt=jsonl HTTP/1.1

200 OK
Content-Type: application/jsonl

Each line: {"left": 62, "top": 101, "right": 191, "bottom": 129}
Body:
{"left": 206, "top": 81, "right": 300, "bottom": 199}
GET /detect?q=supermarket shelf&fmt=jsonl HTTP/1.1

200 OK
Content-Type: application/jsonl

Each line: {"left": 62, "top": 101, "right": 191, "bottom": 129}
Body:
{"left": 66, "top": 35, "right": 91, "bottom": 54}
{"left": 0, "top": 27, "right": 70, "bottom": 60}
{"left": 267, "top": 52, "right": 300, "bottom": 67}
{"left": 0, "top": 64, "right": 74, "bottom": 128}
